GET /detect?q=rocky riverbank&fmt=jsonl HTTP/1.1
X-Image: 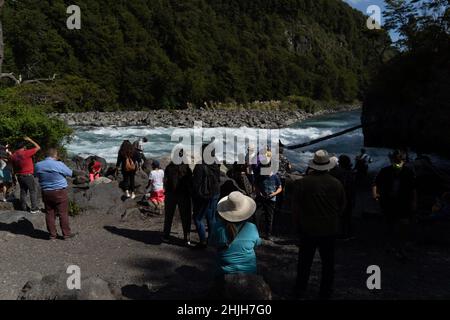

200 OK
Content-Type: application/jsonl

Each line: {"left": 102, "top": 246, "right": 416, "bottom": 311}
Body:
{"left": 51, "top": 105, "right": 360, "bottom": 128}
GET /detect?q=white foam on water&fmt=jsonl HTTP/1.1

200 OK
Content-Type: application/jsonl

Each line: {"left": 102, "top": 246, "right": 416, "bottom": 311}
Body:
{"left": 65, "top": 111, "right": 450, "bottom": 172}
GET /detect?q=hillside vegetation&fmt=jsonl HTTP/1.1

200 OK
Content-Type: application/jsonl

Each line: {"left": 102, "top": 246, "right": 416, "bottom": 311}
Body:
{"left": 1, "top": 0, "right": 390, "bottom": 111}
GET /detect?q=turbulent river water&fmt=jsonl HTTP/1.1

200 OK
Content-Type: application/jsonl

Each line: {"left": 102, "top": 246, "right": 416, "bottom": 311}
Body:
{"left": 66, "top": 110, "right": 450, "bottom": 172}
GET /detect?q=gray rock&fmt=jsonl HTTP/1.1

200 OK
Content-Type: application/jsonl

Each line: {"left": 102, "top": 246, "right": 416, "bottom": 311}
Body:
{"left": 0, "top": 210, "right": 46, "bottom": 231}
{"left": 19, "top": 271, "right": 120, "bottom": 300}
{"left": 222, "top": 274, "right": 272, "bottom": 300}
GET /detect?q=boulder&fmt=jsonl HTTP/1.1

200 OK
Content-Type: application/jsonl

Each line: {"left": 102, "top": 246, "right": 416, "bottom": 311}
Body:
{"left": 18, "top": 270, "right": 120, "bottom": 300}
{"left": 0, "top": 210, "right": 46, "bottom": 232}
{"left": 83, "top": 156, "right": 108, "bottom": 175}
{"left": 72, "top": 182, "right": 133, "bottom": 214}
{"left": 222, "top": 274, "right": 272, "bottom": 300}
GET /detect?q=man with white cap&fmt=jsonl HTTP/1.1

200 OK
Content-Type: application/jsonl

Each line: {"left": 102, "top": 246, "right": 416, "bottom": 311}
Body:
{"left": 292, "top": 150, "right": 346, "bottom": 299}
{"left": 209, "top": 191, "right": 261, "bottom": 276}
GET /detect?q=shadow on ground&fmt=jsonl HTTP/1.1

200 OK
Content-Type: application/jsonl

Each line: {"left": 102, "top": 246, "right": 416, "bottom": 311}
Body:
{"left": 0, "top": 220, "right": 48, "bottom": 240}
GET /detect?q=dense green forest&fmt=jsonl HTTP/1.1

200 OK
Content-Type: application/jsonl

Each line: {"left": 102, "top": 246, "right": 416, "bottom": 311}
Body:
{"left": 362, "top": 0, "right": 450, "bottom": 154}
{"left": 0, "top": 0, "right": 390, "bottom": 111}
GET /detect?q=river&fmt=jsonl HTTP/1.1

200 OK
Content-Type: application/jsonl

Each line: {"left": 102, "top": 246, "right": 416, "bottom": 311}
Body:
{"left": 66, "top": 110, "right": 449, "bottom": 172}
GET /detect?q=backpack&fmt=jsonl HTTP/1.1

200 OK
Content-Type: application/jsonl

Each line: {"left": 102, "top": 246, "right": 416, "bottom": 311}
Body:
{"left": 195, "top": 165, "right": 217, "bottom": 199}
{"left": 124, "top": 156, "right": 136, "bottom": 172}
{"left": 355, "top": 154, "right": 369, "bottom": 172}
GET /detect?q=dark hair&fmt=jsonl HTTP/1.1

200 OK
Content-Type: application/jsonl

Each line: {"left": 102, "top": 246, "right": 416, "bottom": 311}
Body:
{"left": 15, "top": 141, "right": 27, "bottom": 150}
{"left": 152, "top": 160, "right": 160, "bottom": 169}
{"left": 338, "top": 155, "right": 352, "bottom": 170}
{"left": 221, "top": 217, "right": 242, "bottom": 245}
{"left": 46, "top": 148, "right": 58, "bottom": 158}
{"left": 119, "top": 140, "right": 134, "bottom": 159}
{"left": 142, "top": 137, "right": 148, "bottom": 143}
{"left": 390, "top": 149, "right": 405, "bottom": 164}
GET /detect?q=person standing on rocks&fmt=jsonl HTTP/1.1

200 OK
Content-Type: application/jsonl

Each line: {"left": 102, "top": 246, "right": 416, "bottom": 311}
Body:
{"left": 254, "top": 156, "right": 283, "bottom": 241}
{"left": 11, "top": 136, "right": 41, "bottom": 214}
{"left": 163, "top": 149, "right": 193, "bottom": 246}
{"left": 116, "top": 140, "right": 139, "bottom": 199}
{"left": 192, "top": 143, "right": 221, "bottom": 249}
{"left": 372, "top": 149, "right": 417, "bottom": 261}
{"left": 330, "top": 155, "right": 356, "bottom": 240}
{"left": 292, "top": 150, "right": 346, "bottom": 300}
{"left": 0, "top": 154, "right": 13, "bottom": 202}
{"left": 133, "top": 137, "right": 148, "bottom": 170}
{"left": 35, "top": 148, "right": 77, "bottom": 240}
{"left": 355, "top": 148, "right": 372, "bottom": 184}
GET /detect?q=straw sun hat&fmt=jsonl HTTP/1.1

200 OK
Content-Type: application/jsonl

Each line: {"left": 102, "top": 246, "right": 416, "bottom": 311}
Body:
{"left": 217, "top": 191, "right": 257, "bottom": 223}
{"left": 308, "top": 150, "right": 337, "bottom": 171}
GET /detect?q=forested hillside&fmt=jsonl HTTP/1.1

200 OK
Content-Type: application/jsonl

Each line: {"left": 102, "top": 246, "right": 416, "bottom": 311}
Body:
{"left": 1, "top": 0, "right": 390, "bottom": 111}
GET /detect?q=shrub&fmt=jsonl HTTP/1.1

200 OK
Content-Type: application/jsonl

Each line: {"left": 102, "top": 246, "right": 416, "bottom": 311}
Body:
{"left": 0, "top": 76, "right": 119, "bottom": 112}
{"left": 0, "top": 104, "right": 73, "bottom": 156}
{"left": 69, "top": 200, "right": 82, "bottom": 217}
{"left": 285, "top": 95, "right": 320, "bottom": 113}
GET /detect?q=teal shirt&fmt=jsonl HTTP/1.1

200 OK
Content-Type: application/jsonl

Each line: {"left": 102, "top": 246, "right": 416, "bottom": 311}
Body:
{"left": 210, "top": 220, "right": 262, "bottom": 275}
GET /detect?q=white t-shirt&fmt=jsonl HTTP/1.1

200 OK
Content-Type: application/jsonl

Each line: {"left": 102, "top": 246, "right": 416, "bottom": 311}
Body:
{"left": 149, "top": 169, "right": 164, "bottom": 192}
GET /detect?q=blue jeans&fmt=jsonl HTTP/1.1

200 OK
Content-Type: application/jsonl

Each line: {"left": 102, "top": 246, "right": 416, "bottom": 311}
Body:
{"left": 193, "top": 194, "right": 220, "bottom": 243}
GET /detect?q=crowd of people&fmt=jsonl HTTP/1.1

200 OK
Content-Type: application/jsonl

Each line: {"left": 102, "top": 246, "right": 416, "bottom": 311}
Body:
{"left": 0, "top": 135, "right": 448, "bottom": 299}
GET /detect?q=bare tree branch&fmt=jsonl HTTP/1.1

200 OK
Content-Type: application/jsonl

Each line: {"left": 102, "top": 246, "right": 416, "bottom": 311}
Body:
{"left": 22, "top": 73, "right": 58, "bottom": 84}
{"left": 0, "top": 72, "right": 20, "bottom": 85}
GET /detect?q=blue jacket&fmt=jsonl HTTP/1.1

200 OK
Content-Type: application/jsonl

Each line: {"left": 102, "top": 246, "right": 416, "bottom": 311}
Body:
{"left": 35, "top": 157, "right": 73, "bottom": 191}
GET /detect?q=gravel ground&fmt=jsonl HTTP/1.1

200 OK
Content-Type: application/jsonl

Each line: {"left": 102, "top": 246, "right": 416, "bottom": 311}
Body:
{"left": 1, "top": 189, "right": 450, "bottom": 300}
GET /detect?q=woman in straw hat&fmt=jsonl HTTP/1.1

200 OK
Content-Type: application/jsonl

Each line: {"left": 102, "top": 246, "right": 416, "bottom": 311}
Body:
{"left": 209, "top": 191, "right": 262, "bottom": 276}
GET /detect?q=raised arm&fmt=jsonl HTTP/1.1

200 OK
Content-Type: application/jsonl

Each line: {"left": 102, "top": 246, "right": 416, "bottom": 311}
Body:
{"left": 24, "top": 136, "right": 41, "bottom": 151}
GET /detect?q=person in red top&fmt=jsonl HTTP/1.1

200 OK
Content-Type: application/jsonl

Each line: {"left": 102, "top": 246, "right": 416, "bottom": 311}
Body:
{"left": 11, "top": 136, "right": 41, "bottom": 213}
{"left": 88, "top": 158, "right": 102, "bottom": 182}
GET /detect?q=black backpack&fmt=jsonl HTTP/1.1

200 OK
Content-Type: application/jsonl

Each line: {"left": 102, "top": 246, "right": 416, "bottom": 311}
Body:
{"left": 196, "top": 165, "right": 217, "bottom": 199}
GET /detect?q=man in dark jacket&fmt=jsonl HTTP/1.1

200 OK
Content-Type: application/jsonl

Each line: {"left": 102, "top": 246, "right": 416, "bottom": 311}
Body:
{"left": 192, "top": 144, "right": 221, "bottom": 249}
{"left": 373, "top": 149, "right": 416, "bottom": 260}
{"left": 163, "top": 149, "right": 193, "bottom": 246}
{"left": 292, "top": 150, "right": 346, "bottom": 299}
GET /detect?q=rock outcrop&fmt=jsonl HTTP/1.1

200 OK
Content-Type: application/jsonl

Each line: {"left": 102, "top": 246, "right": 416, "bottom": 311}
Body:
{"left": 18, "top": 270, "right": 121, "bottom": 300}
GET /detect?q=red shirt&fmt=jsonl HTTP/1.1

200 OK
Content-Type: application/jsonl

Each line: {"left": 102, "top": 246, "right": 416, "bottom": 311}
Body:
{"left": 89, "top": 161, "right": 102, "bottom": 173}
{"left": 12, "top": 148, "right": 39, "bottom": 175}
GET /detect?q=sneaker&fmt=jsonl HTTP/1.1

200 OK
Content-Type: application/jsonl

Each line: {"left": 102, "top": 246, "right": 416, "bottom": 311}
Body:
{"left": 185, "top": 240, "right": 192, "bottom": 247}
{"left": 161, "top": 235, "right": 171, "bottom": 243}
{"left": 30, "top": 210, "right": 41, "bottom": 214}
{"left": 131, "top": 192, "right": 136, "bottom": 200}
{"left": 125, "top": 190, "right": 131, "bottom": 198}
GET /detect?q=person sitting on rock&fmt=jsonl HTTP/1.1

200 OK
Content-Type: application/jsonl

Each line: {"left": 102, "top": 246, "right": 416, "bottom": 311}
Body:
{"left": 209, "top": 191, "right": 261, "bottom": 277}
{"left": 88, "top": 158, "right": 102, "bottom": 182}
{"left": 146, "top": 160, "right": 165, "bottom": 212}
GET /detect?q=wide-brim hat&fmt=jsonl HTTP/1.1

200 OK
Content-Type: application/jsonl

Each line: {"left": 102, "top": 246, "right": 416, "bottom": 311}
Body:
{"left": 217, "top": 191, "right": 257, "bottom": 223}
{"left": 308, "top": 150, "right": 337, "bottom": 171}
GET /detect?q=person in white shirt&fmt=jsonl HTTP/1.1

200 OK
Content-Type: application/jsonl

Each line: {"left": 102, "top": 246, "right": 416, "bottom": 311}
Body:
{"left": 146, "top": 160, "right": 165, "bottom": 212}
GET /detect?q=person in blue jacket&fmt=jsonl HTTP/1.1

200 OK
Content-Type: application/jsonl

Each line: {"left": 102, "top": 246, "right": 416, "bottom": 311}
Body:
{"left": 210, "top": 191, "right": 261, "bottom": 276}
